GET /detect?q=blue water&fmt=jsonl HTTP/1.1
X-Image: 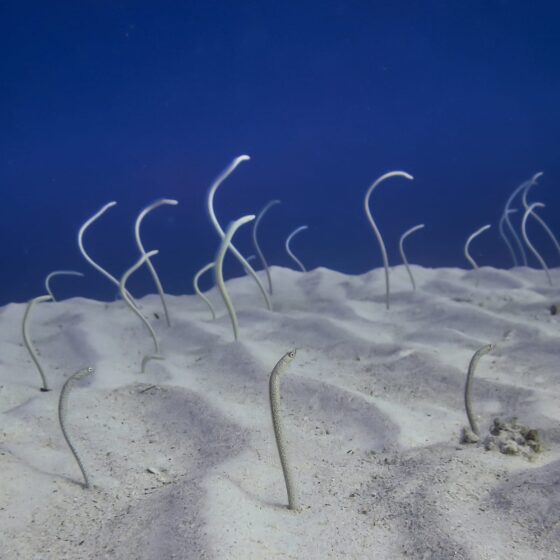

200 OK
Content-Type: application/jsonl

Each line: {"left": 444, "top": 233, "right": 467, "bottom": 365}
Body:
{"left": 2, "top": 1, "right": 559, "bottom": 305}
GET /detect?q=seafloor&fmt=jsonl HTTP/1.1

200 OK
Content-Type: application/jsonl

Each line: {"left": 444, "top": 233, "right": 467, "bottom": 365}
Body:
{"left": 1, "top": 265, "right": 559, "bottom": 559}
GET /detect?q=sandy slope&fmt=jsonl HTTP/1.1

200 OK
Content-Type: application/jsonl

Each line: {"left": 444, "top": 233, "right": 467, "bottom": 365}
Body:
{"left": 1, "top": 265, "right": 559, "bottom": 559}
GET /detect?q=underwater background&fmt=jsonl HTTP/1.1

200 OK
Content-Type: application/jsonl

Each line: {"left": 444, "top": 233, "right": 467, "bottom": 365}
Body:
{"left": 1, "top": 0, "right": 559, "bottom": 305}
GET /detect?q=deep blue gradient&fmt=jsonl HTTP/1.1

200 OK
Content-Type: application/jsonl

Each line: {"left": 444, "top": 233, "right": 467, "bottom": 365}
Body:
{"left": 2, "top": 1, "right": 559, "bottom": 304}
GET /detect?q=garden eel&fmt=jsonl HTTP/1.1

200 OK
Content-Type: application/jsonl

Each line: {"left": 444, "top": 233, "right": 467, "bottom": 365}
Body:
{"left": 119, "top": 249, "right": 164, "bottom": 371}
{"left": 193, "top": 262, "right": 217, "bottom": 320}
{"left": 253, "top": 199, "right": 281, "bottom": 295}
{"left": 78, "top": 201, "right": 137, "bottom": 306}
{"left": 58, "top": 366, "right": 95, "bottom": 488}
{"left": 398, "top": 224, "right": 425, "bottom": 291}
{"left": 134, "top": 198, "right": 178, "bottom": 327}
{"left": 269, "top": 349, "right": 300, "bottom": 511}
{"left": 45, "top": 270, "right": 84, "bottom": 301}
{"left": 464, "top": 344, "right": 494, "bottom": 436}
{"left": 521, "top": 181, "right": 560, "bottom": 260}
{"left": 502, "top": 172, "right": 542, "bottom": 266}
{"left": 521, "top": 202, "right": 553, "bottom": 286}
{"left": 464, "top": 224, "right": 491, "bottom": 274}
{"left": 215, "top": 215, "right": 255, "bottom": 341}
{"left": 207, "top": 155, "right": 272, "bottom": 311}
{"left": 364, "top": 171, "right": 414, "bottom": 310}
{"left": 285, "top": 225, "right": 309, "bottom": 272}
{"left": 22, "top": 294, "right": 53, "bottom": 391}
{"left": 498, "top": 209, "right": 518, "bottom": 267}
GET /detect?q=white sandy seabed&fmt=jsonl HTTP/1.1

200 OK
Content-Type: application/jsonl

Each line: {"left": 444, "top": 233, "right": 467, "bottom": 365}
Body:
{"left": 1, "top": 265, "right": 559, "bottom": 560}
